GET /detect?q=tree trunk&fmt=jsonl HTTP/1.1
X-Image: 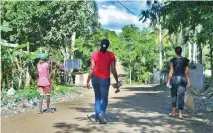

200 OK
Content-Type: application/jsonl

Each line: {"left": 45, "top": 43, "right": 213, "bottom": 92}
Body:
{"left": 18, "top": 73, "right": 22, "bottom": 88}
{"left": 15, "top": 56, "right": 22, "bottom": 88}
{"left": 210, "top": 43, "right": 213, "bottom": 78}
{"left": 203, "top": 43, "right": 213, "bottom": 97}
{"left": 25, "top": 66, "right": 31, "bottom": 87}
{"left": 137, "top": 73, "right": 140, "bottom": 83}
{"left": 175, "top": 33, "right": 178, "bottom": 46}
{"left": 25, "top": 45, "right": 31, "bottom": 87}
{"left": 197, "top": 43, "right": 202, "bottom": 64}
{"left": 0, "top": 43, "right": 1, "bottom": 91}
{"left": 6, "top": 73, "right": 10, "bottom": 89}
{"left": 204, "top": 79, "right": 213, "bottom": 97}
{"left": 209, "top": 80, "right": 213, "bottom": 90}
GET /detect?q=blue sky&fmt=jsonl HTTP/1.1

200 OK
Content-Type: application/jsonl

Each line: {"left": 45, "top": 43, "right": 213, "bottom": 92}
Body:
{"left": 96, "top": 0, "right": 149, "bottom": 33}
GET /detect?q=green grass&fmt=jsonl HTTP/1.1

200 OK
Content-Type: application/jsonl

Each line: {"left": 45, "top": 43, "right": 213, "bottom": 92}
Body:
{"left": 1, "top": 85, "right": 72, "bottom": 105}
{"left": 55, "top": 85, "right": 71, "bottom": 95}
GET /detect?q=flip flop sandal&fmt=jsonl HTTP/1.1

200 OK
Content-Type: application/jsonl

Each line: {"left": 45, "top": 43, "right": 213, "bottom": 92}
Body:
{"left": 115, "top": 89, "right": 120, "bottom": 93}
{"left": 178, "top": 116, "right": 183, "bottom": 119}
{"left": 98, "top": 114, "right": 107, "bottom": 124}
{"left": 38, "top": 110, "right": 43, "bottom": 114}
{"left": 46, "top": 108, "right": 54, "bottom": 113}
{"left": 87, "top": 115, "right": 94, "bottom": 122}
{"left": 169, "top": 113, "right": 176, "bottom": 117}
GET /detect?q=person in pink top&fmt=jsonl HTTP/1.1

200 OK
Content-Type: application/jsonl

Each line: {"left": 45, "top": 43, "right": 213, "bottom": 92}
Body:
{"left": 36, "top": 53, "right": 54, "bottom": 114}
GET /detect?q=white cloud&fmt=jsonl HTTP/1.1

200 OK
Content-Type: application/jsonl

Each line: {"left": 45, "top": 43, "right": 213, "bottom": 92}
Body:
{"left": 109, "top": 29, "right": 122, "bottom": 34}
{"left": 99, "top": 5, "right": 140, "bottom": 26}
{"left": 98, "top": 4, "right": 149, "bottom": 32}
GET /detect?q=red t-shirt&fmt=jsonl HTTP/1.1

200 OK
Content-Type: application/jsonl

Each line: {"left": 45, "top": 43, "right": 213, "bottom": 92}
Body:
{"left": 91, "top": 51, "right": 115, "bottom": 79}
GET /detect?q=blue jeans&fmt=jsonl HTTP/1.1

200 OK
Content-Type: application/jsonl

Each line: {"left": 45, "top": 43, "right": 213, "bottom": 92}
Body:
{"left": 171, "top": 76, "right": 187, "bottom": 110}
{"left": 91, "top": 75, "right": 110, "bottom": 120}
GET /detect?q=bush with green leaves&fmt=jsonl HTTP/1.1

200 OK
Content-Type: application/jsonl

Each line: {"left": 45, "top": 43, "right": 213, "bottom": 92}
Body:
{"left": 56, "top": 85, "right": 70, "bottom": 95}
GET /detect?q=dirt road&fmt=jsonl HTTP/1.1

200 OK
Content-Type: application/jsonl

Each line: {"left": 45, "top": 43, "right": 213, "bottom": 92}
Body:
{"left": 2, "top": 62, "right": 213, "bottom": 133}
{"left": 2, "top": 84, "right": 213, "bottom": 133}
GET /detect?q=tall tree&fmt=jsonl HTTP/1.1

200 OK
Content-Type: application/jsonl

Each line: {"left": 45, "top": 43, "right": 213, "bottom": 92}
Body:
{"left": 120, "top": 25, "right": 158, "bottom": 83}
{"left": 1, "top": 1, "right": 99, "bottom": 88}
{"left": 140, "top": 1, "right": 213, "bottom": 92}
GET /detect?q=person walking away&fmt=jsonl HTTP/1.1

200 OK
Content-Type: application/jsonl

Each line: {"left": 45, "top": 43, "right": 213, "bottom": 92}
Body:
{"left": 166, "top": 46, "right": 190, "bottom": 119}
{"left": 36, "top": 53, "right": 55, "bottom": 114}
{"left": 86, "top": 39, "right": 121, "bottom": 124}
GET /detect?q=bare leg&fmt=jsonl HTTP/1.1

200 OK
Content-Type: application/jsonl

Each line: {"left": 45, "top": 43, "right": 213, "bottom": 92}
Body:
{"left": 179, "top": 110, "right": 183, "bottom": 119}
{"left": 38, "top": 95, "right": 44, "bottom": 114}
{"left": 169, "top": 107, "right": 176, "bottom": 117}
{"left": 172, "top": 107, "right": 176, "bottom": 114}
{"left": 46, "top": 95, "right": 54, "bottom": 113}
{"left": 46, "top": 95, "right": 50, "bottom": 109}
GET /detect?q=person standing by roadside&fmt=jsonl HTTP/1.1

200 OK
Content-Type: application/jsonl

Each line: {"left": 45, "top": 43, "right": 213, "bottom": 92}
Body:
{"left": 36, "top": 53, "right": 55, "bottom": 114}
{"left": 166, "top": 46, "right": 190, "bottom": 119}
{"left": 86, "top": 39, "right": 121, "bottom": 124}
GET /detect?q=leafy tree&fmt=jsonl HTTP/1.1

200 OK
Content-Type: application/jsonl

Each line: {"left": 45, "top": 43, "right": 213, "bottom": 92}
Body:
{"left": 1, "top": 1, "right": 99, "bottom": 89}
{"left": 140, "top": 1, "right": 213, "bottom": 75}
{"left": 140, "top": 1, "right": 213, "bottom": 92}
{"left": 119, "top": 25, "right": 159, "bottom": 83}
{"left": 75, "top": 25, "right": 123, "bottom": 70}
{"left": 2, "top": 1, "right": 98, "bottom": 50}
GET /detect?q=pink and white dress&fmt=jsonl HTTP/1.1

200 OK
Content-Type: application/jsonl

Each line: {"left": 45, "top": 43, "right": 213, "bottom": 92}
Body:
{"left": 37, "top": 62, "right": 51, "bottom": 95}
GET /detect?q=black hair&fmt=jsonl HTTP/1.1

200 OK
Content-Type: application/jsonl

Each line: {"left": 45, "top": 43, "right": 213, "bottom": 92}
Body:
{"left": 175, "top": 46, "right": 182, "bottom": 55}
{"left": 100, "top": 39, "right": 109, "bottom": 53}
{"left": 34, "top": 58, "right": 40, "bottom": 66}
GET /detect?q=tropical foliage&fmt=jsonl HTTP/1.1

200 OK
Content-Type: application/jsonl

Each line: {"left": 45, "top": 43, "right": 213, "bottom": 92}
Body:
{"left": 1, "top": 1, "right": 212, "bottom": 93}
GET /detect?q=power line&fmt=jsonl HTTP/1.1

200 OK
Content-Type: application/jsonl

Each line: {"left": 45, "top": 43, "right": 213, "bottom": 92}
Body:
{"left": 116, "top": 0, "right": 150, "bottom": 25}
{"left": 116, "top": 0, "right": 136, "bottom": 16}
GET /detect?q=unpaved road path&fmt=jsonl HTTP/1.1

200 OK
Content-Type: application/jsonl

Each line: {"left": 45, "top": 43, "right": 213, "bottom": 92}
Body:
{"left": 2, "top": 62, "right": 213, "bottom": 133}
{"left": 2, "top": 84, "right": 213, "bottom": 133}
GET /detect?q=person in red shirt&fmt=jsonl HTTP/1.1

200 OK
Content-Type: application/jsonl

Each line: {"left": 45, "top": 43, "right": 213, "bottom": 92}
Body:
{"left": 86, "top": 39, "right": 121, "bottom": 124}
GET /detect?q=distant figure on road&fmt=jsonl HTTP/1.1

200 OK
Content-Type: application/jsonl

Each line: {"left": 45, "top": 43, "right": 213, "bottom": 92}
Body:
{"left": 36, "top": 53, "right": 55, "bottom": 114}
{"left": 166, "top": 46, "right": 190, "bottom": 119}
{"left": 86, "top": 39, "right": 121, "bottom": 124}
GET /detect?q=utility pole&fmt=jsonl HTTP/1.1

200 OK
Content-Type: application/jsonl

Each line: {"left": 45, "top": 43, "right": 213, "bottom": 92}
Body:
{"left": 70, "top": 32, "right": 76, "bottom": 84}
{"left": 181, "top": 30, "right": 185, "bottom": 57}
{"left": 71, "top": 32, "right": 76, "bottom": 59}
{"left": 188, "top": 41, "right": 192, "bottom": 62}
{"left": 193, "top": 42, "right": 197, "bottom": 63}
{"left": 159, "top": 24, "right": 163, "bottom": 71}
{"left": 130, "top": 68, "right": 131, "bottom": 84}
{"left": 159, "top": 24, "right": 163, "bottom": 84}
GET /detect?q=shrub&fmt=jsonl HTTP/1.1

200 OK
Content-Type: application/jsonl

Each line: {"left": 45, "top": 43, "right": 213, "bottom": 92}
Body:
{"left": 56, "top": 85, "right": 70, "bottom": 95}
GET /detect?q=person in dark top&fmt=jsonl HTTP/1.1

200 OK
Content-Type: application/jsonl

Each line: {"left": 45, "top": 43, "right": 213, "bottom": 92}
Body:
{"left": 166, "top": 46, "right": 190, "bottom": 119}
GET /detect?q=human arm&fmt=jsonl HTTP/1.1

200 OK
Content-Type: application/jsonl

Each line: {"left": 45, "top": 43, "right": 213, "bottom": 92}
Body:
{"left": 111, "top": 61, "right": 119, "bottom": 83}
{"left": 35, "top": 68, "right": 39, "bottom": 86}
{"left": 86, "top": 60, "right": 95, "bottom": 89}
{"left": 185, "top": 65, "right": 190, "bottom": 88}
{"left": 47, "top": 63, "right": 54, "bottom": 90}
{"left": 166, "top": 61, "right": 174, "bottom": 87}
{"left": 111, "top": 61, "right": 122, "bottom": 93}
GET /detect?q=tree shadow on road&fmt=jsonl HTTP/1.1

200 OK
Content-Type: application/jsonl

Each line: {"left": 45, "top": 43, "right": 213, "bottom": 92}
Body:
{"left": 53, "top": 86, "right": 213, "bottom": 133}
{"left": 53, "top": 122, "right": 110, "bottom": 133}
